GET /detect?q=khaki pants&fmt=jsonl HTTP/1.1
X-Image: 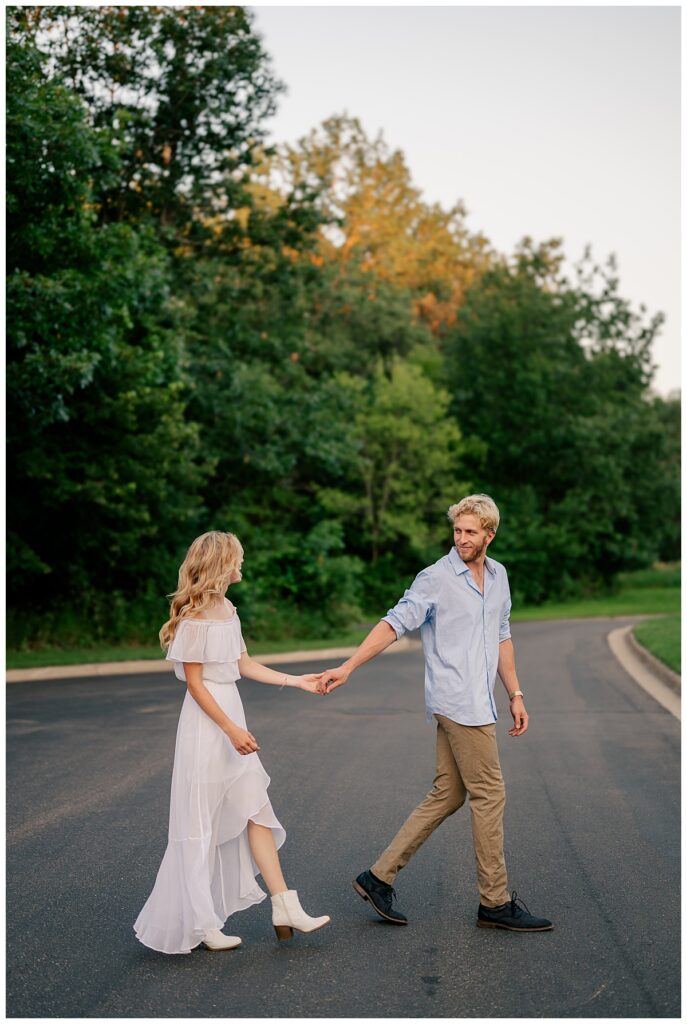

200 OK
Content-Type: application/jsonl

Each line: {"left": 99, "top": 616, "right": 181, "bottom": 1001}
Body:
{"left": 371, "top": 714, "right": 509, "bottom": 907}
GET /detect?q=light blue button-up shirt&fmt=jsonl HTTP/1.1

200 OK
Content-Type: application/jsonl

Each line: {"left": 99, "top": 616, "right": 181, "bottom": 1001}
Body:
{"left": 382, "top": 547, "right": 512, "bottom": 726}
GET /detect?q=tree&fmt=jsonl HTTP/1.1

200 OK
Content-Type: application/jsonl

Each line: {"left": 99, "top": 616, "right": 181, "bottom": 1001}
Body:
{"left": 443, "top": 239, "right": 674, "bottom": 602}
{"left": 317, "top": 360, "right": 466, "bottom": 603}
{"left": 7, "top": 20, "right": 206, "bottom": 636}
{"left": 15, "top": 5, "right": 326, "bottom": 273}
{"left": 271, "top": 115, "right": 493, "bottom": 331}
{"left": 651, "top": 394, "right": 681, "bottom": 562}
{"left": 14, "top": 7, "right": 280, "bottom": 233}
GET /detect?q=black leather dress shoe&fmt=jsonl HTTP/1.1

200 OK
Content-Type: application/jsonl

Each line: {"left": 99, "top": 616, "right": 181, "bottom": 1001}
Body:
{"left": 353, "top": 870, "right": 408, "bottom": 925}
{"left": 477, "top": 890, "right": 553, "bottom": 931}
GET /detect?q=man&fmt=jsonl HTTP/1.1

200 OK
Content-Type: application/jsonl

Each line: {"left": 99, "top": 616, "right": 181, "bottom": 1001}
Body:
{"left": 318, "top": 494, "right": 552, "bottom": 932}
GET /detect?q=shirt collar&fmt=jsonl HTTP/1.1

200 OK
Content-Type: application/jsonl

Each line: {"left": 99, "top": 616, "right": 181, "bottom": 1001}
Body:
{"left": 448, "top": 546, "right": 497, "bottom": 577}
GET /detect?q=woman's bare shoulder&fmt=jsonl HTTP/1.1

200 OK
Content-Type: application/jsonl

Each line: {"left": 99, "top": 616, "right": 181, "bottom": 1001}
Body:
{"left": 185, "top": 601, "right": 235, "bottom": 622}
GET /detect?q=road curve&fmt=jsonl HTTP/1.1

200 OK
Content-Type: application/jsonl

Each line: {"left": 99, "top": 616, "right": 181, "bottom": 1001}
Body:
{"left": 7, "top": 618, "right": 680, "bottom": 1018}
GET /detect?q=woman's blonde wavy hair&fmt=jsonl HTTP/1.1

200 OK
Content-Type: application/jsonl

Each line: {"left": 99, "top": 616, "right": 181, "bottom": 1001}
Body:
{"left": 159, "top": 531, "right": 244, "bottom": 650}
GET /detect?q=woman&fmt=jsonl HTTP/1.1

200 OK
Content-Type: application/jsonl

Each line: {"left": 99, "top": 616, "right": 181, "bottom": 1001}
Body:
{"left": 134, "top": 531, "right": 330, "bottom": 954}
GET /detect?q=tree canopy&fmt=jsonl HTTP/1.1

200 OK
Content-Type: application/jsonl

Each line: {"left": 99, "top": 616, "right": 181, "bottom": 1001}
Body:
{"left": 6, "top": 7, "right": 680, "bottom": 648}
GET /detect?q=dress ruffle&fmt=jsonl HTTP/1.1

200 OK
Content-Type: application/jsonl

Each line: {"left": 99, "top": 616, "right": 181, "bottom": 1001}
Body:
{"left": 166, "top": 616, "right": 246, "bottom": 669}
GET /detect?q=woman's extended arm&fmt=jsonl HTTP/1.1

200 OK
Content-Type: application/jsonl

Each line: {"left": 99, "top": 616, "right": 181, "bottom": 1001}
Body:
{"left": 238, "top": 652, "right": 321, "bottom": 693}
{"left": 183, "top": 662, "right": 259, "bottom": 754}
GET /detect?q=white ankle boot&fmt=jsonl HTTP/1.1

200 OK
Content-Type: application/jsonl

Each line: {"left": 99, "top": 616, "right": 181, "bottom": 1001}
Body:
{"left": 271, "top": 889, "right": 331, "bottom": 941}
{"left": 201, "top": 928, "right": 242, "bottom": 951}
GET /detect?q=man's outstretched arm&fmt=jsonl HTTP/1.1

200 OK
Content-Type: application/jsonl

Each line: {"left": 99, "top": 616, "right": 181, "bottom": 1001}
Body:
{"left": 318, "top": 620, "right": 398, "bottom": 694}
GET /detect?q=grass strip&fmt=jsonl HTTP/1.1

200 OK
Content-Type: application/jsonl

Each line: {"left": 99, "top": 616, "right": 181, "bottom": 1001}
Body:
{"left": 633, "top": 615, "right": 681, "bottom": 674}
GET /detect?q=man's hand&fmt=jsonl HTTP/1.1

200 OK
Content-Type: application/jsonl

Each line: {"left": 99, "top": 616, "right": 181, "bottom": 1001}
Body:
{"left": 317, "top": 665, "right": 350, "bottom": 694}
{"left": 508, "top": 697, "right": 528, "bottom": 737}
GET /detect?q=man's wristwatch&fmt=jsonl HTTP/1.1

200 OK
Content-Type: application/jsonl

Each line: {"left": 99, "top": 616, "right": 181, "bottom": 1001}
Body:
{"left": 508, "top": 690, "right": 524, "bottom": 701}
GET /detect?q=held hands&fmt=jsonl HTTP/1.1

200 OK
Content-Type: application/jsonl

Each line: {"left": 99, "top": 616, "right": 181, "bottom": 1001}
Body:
{"left": 265, "top": 672, "right": 335, "bottom": 694}
{"left": 508, "top": 696, "right": 529, "bottom": 737}
{"left": 295, "top": 673, "right": 325, "bottom": 694}
{"left": 278, "top": 668, "right": 348, "bottom": 695}
{"left": 315, "top": 665, "right": 350, "bottom": 694}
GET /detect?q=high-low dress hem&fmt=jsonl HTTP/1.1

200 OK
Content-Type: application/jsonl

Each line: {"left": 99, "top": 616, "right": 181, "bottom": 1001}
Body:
{"left": 134, "top": 791, "right": 285, "bottom": 954}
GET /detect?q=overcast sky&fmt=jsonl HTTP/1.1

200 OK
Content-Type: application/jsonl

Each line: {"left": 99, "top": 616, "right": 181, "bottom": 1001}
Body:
{"left": 251, "top": 5, "right": 680, "bottom": 397}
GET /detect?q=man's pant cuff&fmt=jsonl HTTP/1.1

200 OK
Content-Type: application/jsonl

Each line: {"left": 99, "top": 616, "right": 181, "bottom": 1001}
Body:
{"left": 479, "top": 892, "right": 510, "bottom": 908}
{"left": 370, "top": 862, "right": 396, "bottom": 886}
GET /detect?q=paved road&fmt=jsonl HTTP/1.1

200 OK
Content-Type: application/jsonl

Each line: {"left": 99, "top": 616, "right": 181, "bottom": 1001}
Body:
{"left": 7, "top": 619, "right": 680, "bottom": 1018}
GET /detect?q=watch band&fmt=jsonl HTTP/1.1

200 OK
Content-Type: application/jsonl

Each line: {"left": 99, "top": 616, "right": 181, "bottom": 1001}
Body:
{"left": 509, "top": 690, "right": 524, "bottom": 700}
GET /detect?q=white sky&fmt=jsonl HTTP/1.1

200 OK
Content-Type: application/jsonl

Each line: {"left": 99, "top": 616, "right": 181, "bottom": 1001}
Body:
{"left": 251, "top": 5, "right": 681, "bottom": 397}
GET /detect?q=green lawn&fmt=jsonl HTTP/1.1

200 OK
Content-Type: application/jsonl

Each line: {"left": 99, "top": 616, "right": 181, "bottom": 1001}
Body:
{"left": 6, "top": 565, "right": 680, "bottom": 671}
{"left": 633, "top": 615, "right": 681, "bottom": 675}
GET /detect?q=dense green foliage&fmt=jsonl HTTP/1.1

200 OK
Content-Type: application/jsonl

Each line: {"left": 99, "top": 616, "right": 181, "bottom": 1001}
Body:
{"left": 6, "top": 7, "right": 680, "bottom": 649}
{"left": 7, "top": 17, "right": 206, "bottom": 645}
{"left": 443, "top": 240, "right": 675, "bottom": 603}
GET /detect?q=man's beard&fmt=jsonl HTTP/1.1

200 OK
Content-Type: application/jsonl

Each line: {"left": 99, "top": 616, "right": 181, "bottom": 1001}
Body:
{"left": 457, "top": 539, "right": 488, "bottom": 563}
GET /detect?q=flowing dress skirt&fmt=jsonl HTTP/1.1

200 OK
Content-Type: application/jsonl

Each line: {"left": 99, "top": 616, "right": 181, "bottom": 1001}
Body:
{"left": 134, "top": 679, "right": 285, "bottom": 954}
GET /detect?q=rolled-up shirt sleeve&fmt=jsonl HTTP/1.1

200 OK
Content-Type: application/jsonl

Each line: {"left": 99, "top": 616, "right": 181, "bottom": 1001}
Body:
{"left": 382, "top": 569, "right": 435, "bottom": 639}
{"left": 499, "top": 579, "right": 512, "bottom": 642}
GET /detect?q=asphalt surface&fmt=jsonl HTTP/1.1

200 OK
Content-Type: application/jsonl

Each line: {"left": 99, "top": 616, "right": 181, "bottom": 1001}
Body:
{"left": 7, "top": 619, "right": 680, "bottom": 1018}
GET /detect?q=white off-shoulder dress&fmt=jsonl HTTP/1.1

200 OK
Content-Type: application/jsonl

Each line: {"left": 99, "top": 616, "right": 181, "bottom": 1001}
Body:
{"left": 134, "top": 610, "right": 285, "bottom": 954}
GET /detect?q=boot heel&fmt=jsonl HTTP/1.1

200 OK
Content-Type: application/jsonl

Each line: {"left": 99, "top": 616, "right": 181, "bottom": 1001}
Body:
{"left": 274, "top": 924, "right": 294, "bottom": 941}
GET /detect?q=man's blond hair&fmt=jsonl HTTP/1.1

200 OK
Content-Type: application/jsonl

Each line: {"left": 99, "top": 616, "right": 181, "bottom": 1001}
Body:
{"left": 447, "top": 494, "right": 500, "bottom": 534}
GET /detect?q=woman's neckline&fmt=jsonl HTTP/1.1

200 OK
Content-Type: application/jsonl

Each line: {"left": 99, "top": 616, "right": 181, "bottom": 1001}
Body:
{"left": 184, "top": 616, "right": 236, "bottom": 623}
